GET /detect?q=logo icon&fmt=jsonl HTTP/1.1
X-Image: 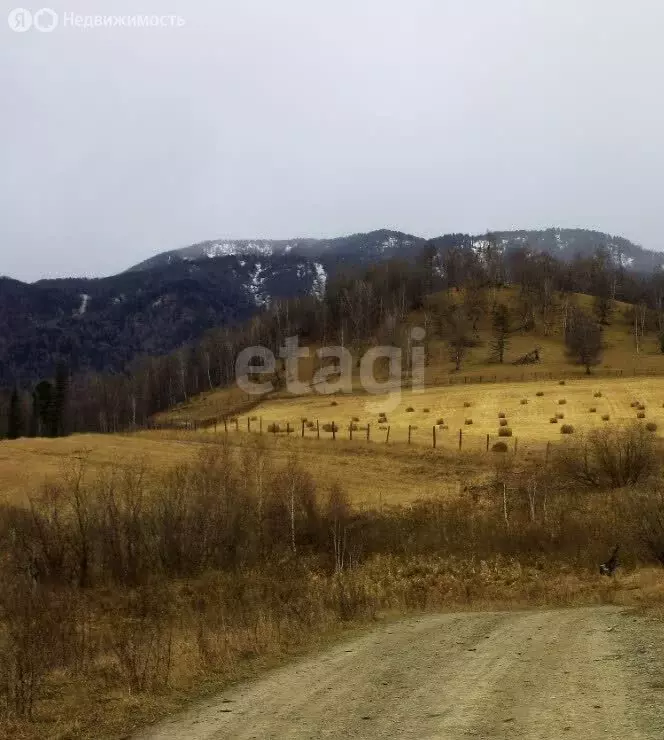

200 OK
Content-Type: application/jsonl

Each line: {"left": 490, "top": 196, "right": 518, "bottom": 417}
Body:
{"left": 33, "top": 7, "right": 57, "bottom": 32}
{"left": 8, "top": 7, "right": 32, "bottom": 31}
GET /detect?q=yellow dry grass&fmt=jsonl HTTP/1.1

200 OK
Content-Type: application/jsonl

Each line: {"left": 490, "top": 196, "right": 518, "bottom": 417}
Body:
{"left": 0, "top": 430, "right": 483, "bottom": 508}
{"left": 205, "top": 375, "right": 664, "bottom": 453}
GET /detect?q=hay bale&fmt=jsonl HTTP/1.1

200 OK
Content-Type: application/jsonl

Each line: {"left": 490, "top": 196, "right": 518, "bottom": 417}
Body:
{"left": 331, "top": 400, "right": 338, "bottom": 407}
{"left": 520, "top": 399, "right": 528, "bottom": 405}
{"left": 558, "top": 399, "right": 567, "bottom": 405}
{"left": 352, "top": 416, "right": 360, "bottom": 422}
{"left": 646, "top": 422, "right": 658, "bottom": 432}
{"left": 536, "top": 391, "right": 544, "bottom": 397}
{"left": 406, "top": 407, "right": 415, "bottom": 413}
{"left": 498, "top": 412, "right": 506, "bottom": 419}
{"left": 267, "top": 423, "right": 281, "bottom": 433}
{"left": 498, "top": 427, "right": 513, "bottom": 437}
{"left": 601, "top": 414, "right": 610, "bottom": 421}
{"left": 589, "top": 407, "right": 597, "bottom": 413}
{"left": 499, "top": 418, "right": 508, "bottom": 427}
{"left": 463, "top": 401, "right": 472, "bottom": 408}
{"left": 637, "top": 412, "right": 646, "bottom": 419}
{"left": 322, "top": 422, "right": 339, "bottom": 433}
{"left": 464, "top": 418, "right": 473, "bottom": 425}
{"left": 556, "top": 412, "right": 565, "bottom": 419}
{"left": 436, "top": 418, "right": 445, "bottom": 425}
{"left": 560, "top": 424, "right": 575, "bottom": 434}
{"left": 423, "top": 408, "right": 430, "bottom": 413}
{"left": 492, "top": 441, "right": 509, "bottom": 453}
{"left": 559, "top": 380, "right": 566, "bottom": 385}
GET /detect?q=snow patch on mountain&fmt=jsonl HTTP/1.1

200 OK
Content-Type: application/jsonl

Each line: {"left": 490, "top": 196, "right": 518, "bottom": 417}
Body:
{"left": 312, "top": 262, "right": 327, "bottom": 300}
{"left": 248, "top": 262, "right": 268, "bottom": 306}
{"left": 75, "top": 294, "right": 90, "bottom": 316}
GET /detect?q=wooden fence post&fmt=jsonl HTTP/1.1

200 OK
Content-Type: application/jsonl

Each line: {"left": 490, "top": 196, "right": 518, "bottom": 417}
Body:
{"left": 223, "top": 417, "right": 228, "bottom": 434}
{"left": 386, "top": 426, "right": 390, "bottom": 444}
{"left": 514, "top": 437, "right": 518, "bottom": 455}
{"left": 235, "top": 418, "right": 239, "bottom": 432}
{"left": 486, "top": 433, "right": 490, "bottom": 452}
{"left": 458, "top": 429, "right": 463, "bottom": 451}
{"left": 349, "top": 420, "right": 353, "bottom": 441}
{"left": 302, "top": 419, "right": 305, "bottom": 438}
{"left": 260, "top": 417, "right": 263, "bottom": 434}
{"left": 316, "top": 419, "right": 320, "bottom": 439}
{"left": 545, "top": 441, "right": 551, "bottom": 465}
{"left": 367, "top": 423, "right": 370, "bottom": 442}
{"left": 408, "top": 425, "right": 412, "bottom": 445}
{"left": 433, "top": 425, "right": 436, "bottom": 449}
{"left": 247, "top": 417, "right": 251, "bottom": 433}
{"left": 332, "top": 422, "right": 336, "bottom": 441}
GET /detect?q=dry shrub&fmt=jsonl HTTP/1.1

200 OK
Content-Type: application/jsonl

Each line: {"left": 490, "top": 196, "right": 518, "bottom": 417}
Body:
{"left": 351, "top": 416, "right": 360, "bottom": 422}
{"left": 331, "top": 400, "right": 338, "bottom": 407}
{"left": 499, "top": 419, "right": 508, "bottom": 427}
{"left": 520, "top": 399, "right": 528, "bottom": 405}
{"left": 322, "top": 423, "right": 339, "bottom": 433}
{"left": 638, "top": 404, "right": 646, "bottom": 411}
{"left": 631, "top": 401, "right": 640, "bottom": 408}
{"left": 589, "top": 407, "right": 597, "bottom": 413}
{"left": 555, "top": 423, "right": 659, "bottom": 488}
{"left": 464, "top": 419, "right": 473, "bottom": 425}
{"left": 558, "top": 399, "right": 567, "bottom": 405}
{"left": 492, "top": 441, "right": 509, "bottom": 453}
{"left": 267, "top": 423, "right": 281, "bottom": 433}
{"left": 646, "top": 422, "right": 658, "bottom": 432}
{"left": 550, "top": 417, "right": 558, "bottom": 424}
{"left": 406, "top": 407, "right": 415, "bottom": 413}
{"left": 536, "top": 391, "right": 544, "bottom": 397}
{"left": 559, "top": 380, "right": 566, "bottom": 385}
{"left": 498, "top": 427, "right": 512, "bottom": 437}
{"left": 423, "top": 408, "right": 430, "bottom": 413}
{"left": 436, "top": 418, "right": 444, "bottom": 425}
{"left": 464, "top": 401, "right": 472, "bottom": 408}
{"left": 556, "top": 412, "right": 565, "bottom": 419}
{"left": 560, "top": 424, "right": 574, "bottom": 434}
{"left": 602, "top": 414, "right": 610, "bottom": 421}
{"left": 637, "top": 412, "right": 646, "bottom": 419}
{"left": 594, "top": 391, "right": 602, "bottom": 398}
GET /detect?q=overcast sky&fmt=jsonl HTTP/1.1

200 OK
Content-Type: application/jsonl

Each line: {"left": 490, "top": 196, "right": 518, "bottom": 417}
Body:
{"left": 2, "top": 0, "right": 664, "bottom": 282}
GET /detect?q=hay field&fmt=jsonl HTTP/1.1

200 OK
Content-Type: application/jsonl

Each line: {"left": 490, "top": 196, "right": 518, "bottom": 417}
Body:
{"left": 0, "top": 428, "right": 479, "bottom": 508}
{"left": 218, "top": 375, "right": 664, "bottom": 453}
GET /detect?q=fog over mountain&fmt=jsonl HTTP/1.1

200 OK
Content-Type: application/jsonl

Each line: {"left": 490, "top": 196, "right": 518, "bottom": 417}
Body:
{"left": 3, "top": 0, "right": 664, "bottom": 281}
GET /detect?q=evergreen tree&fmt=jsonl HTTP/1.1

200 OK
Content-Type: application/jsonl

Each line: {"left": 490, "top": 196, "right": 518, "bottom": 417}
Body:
{"left": 490, "top": 304, "right": 511, "bottom": 363}
{"left": 8, "top": 387, "right": 22, "bottom": 440}
{"left": 33, "top": 380, "right": 54, "bottom": 437}
{"left": 52, "top": 361, "right": 70, "bottom": 437}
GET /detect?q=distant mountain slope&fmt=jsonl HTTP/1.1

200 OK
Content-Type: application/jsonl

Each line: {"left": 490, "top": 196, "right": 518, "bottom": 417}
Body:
{"left": 129, "top": 229, "right": 426, "bottom": 272}
{"left": 2, "top": 227, "right": 662, "bottom": 385}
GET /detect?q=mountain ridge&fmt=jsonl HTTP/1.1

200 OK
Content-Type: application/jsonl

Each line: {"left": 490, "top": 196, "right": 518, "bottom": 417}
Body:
{"left": 2, "top": 226, "right": 662, "bottom": 386}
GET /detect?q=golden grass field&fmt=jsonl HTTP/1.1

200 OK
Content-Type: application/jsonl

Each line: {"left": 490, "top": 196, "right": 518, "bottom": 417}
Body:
{"left": 4, "top": 373, "right": 664, "bottom": 510}
{"left": 224, "top": 375, "right": 664, "bottom": 452}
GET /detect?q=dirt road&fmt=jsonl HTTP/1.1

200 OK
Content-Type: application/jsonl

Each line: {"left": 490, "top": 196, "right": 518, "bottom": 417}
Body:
{"left": 137, "top": 607, "right": 664, "bottom": 739}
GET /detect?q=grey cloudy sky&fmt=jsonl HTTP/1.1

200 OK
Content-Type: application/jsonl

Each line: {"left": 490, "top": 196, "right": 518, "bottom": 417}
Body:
{"left": 2, "top": 0, "right": 664, "bottom": 282}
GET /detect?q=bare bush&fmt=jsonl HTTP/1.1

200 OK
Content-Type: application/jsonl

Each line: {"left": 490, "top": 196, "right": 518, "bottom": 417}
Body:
{"left": 560, "top": 424, "right": 574, "bottom": 434}
{"left": 464, "top": 419, "right": 473, "bottom": 425}
{"left": 555, "top": 423, "right": 659, "bottom": 488}
{"left": 550, "top": 417, "right": 558, "bottom": 424}
{"left": 499, "top": 419, "right": 508, "bottom": 427}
